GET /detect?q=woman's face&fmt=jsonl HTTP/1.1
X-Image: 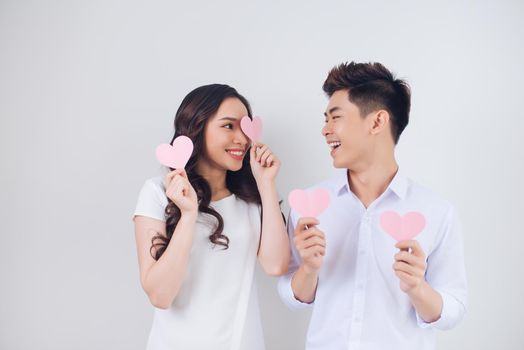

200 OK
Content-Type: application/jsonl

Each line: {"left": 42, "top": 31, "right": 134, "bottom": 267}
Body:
{"left": 200, "top": 97, "right": 250, "bottom": 172}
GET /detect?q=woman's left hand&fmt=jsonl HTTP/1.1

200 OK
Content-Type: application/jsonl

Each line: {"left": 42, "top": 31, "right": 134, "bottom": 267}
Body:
{"left": 249, "top": 142, "right": 280, "bottom": 185}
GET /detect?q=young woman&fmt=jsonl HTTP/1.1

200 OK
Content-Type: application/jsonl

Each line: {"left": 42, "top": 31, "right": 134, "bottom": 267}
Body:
{"left": 133, "top": 84, "right": 289, "bottom": 350}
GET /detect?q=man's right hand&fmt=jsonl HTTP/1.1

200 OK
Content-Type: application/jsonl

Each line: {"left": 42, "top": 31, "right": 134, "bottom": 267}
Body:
{"left": 293, "top": 217, "right": 326, "bottom": 274}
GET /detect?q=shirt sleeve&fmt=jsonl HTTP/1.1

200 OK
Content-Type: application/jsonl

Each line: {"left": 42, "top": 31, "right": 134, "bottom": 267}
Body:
{"left": 416, "top": 205, "right": 468, "bottom": 330}
{"left": 277, "top": 211, "right": 315, "bottom": 310}
{"left": 133, "top": 179, "right": 167, "bottom": 222}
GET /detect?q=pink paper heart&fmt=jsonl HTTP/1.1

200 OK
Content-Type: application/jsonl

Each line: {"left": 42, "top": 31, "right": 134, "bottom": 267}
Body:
{"left": 288, "top": 188, "right": 330, "bottom": 218}
{"left": 155, "top": 135, "right": 194, "bottom": 169}
{"left": 379, "top": 211, "right": 426, "bottom": 242}
{"left": 240, "top": 116, "right": 262, "bottom": 143}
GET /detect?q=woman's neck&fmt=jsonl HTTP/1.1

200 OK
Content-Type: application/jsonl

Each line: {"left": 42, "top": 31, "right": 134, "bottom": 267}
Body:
{"left": 196, "top": 160, "right": 231, "bottom": 201}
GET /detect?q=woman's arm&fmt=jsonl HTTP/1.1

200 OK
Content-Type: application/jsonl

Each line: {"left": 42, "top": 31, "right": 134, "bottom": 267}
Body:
{"left": 249, "top": 143, "right": 290, "bottom": 276}
{"left": 135, "top": 169, "right": 199, "bottom": 309}
{"left": 256, "top": 181, "right": 290, "bottom": 276}
{"left": 134, "top": 212, "right": 197, "bottom": 309}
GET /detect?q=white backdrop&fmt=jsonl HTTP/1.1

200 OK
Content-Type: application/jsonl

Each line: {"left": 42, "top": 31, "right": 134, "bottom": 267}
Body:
{"left": 1, "top": 1, "right": 523, "bottom": 349}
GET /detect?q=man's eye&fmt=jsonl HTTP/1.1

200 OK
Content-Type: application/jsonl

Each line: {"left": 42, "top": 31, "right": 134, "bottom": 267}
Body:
{"left": 325, "top": 116, "right": 340, "bottom": 123}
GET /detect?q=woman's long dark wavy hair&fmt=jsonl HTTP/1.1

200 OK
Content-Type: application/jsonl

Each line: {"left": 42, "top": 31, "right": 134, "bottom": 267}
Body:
{"left": 150, "top": 84, "right": 262, "bottom": 260}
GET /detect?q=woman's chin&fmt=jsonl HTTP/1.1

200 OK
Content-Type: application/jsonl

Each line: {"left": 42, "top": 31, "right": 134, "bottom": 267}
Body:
{"left": 229, "top": 163, "right": 243, "bottom": 172}
{"left": 220, "top": 159, "right": 243, "bottom": 172}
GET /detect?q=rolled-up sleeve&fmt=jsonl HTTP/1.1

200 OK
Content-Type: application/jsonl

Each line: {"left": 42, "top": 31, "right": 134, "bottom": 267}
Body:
{"left": 277, "top": 211, "right": 315, "bottom": 310}
{"left": 416, "top": 205, "right": 468, "bottom": 330}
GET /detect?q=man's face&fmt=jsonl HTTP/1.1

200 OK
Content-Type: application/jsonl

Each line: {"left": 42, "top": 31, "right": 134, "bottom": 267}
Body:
{"left": 321, "top": 89, "right": 373, "bottom": 169}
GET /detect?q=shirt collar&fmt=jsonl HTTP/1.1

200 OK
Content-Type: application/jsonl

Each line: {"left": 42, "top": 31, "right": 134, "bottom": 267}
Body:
{"left": 388, "top": 168, "right": 408, "bottom": 200}
{"left": 334, "top": 170, "right": 350, "bottom": 196}
{"left": 334, "top": 168, "right": 408, "bottom": 200}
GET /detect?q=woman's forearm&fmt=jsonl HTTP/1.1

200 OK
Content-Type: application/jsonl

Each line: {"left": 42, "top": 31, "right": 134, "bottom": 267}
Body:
{"left": 143, "top": 212, "right": 197, "bottom": 309}
{"left": 257, "top": 181, "right": 290, "bottom": 276}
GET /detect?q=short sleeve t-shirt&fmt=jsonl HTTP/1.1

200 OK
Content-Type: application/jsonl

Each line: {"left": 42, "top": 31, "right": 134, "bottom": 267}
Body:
{"left": 133, "top": 176, "right": 265, "bottom": 350}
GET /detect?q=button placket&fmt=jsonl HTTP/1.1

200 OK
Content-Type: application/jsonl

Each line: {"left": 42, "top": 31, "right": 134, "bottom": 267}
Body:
{"left": 347, "top": 217, "right": 371, "bottom": 350}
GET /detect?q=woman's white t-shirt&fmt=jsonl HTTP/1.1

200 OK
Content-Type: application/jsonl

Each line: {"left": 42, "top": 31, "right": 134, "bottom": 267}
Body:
{"left": 133, "top": 176, "right": 265, "bottom": 350}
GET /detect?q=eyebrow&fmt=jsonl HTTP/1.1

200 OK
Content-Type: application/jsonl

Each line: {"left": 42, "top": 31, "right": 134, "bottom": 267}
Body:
{"left": 218, "top": 116, "right": 240, "bottom": 122}
{"left": 324, "top": 106, "right": 341, "bottom": 117}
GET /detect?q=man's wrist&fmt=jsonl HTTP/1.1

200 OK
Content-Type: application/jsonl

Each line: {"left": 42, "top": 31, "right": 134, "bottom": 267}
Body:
{"left": 300, "top": 264, "right": 320, "bottom": 278}
{"left": 407, "top": 280, "right": 428, "bottom": 302}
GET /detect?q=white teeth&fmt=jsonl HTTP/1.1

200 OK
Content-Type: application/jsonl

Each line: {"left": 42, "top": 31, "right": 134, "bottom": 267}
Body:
{"left": 227, "top": 151, "right": 243, "bottom": 156}
{"left": 328, "top": 141, "right": 341, "bottom": 149}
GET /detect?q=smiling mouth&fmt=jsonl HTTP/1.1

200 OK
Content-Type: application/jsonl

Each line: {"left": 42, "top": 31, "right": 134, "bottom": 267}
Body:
{"left": 226, "top": 150, "right": 244, "bottom": 156}
{"left": 328, "top": 141, "right": 341, "bottom": 150}
{"left": 225, "top": 149, "right": 245, "bottom": 160}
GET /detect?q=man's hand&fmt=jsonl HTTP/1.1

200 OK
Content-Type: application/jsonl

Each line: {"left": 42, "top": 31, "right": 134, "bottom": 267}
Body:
{"left": 393, "top": 240, "right": 427, "bottom": 296}
{"left": 294, "top": 217, "right": 326, "bottom": 273}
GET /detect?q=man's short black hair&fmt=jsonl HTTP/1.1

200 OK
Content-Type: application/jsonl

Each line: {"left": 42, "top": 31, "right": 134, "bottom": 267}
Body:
{"left": 323, "top": 62, "right": 411, "bottom": 144}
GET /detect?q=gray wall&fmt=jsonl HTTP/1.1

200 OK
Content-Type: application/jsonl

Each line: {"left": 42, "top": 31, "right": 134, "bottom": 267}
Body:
{"left": 1, "top": 0, "right": 523, "bottom": 349}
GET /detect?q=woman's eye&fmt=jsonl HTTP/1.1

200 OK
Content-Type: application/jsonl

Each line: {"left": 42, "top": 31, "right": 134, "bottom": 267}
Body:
{"left": 223, "top": 124, "right": 233, "bottom": 129}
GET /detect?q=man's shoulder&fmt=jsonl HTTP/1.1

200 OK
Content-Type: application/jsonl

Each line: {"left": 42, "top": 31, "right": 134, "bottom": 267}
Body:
{"left": 287, "top": 172, "right": 344, "bottom": 224}
{"left": 405, "top": 177, "right": 454, "bottom": 213}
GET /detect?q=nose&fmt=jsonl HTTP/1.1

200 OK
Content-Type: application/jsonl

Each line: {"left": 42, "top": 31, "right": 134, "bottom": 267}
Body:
{"left": 322, "top": 121, "right": 332, "bottom": 137}
{"left": 234, "top": 128, "right": 249, "bottom": 146}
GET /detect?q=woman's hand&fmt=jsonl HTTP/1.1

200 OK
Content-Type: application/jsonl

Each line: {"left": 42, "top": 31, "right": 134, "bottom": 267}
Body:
{"left": 164, "top": 169, "right": 198, "bottom": 215}
{"left": 249, "top": 142, "right": 280, "bottom": 187}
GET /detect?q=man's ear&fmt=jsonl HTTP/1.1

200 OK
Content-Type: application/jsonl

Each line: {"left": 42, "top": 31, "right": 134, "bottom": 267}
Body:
{"left": 370, "top": 110, "right": 390, "bottom": 135}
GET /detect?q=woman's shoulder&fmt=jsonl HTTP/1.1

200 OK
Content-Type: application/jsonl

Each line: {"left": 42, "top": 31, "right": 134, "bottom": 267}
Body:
{"left": 143, "top": 175, "right": 165, "bottom": 192}
{"left": 230, "top": 195, "right": 261, "bottom": 209}
{"left": 235, "top": 197, "right": 262, "bottom": 222}
{"left": 134, "top": 175, "right": 168, "bottom": 221}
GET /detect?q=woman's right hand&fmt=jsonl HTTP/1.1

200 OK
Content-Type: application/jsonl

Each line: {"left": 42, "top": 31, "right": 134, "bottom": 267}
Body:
{"left": 164, "top": 169, "right": 198, "bottom": 216}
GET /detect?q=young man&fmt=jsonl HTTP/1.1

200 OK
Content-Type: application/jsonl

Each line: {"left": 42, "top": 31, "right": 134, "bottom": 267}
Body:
{"left": 278, "top": 62, "right": 467, "bottom": 349}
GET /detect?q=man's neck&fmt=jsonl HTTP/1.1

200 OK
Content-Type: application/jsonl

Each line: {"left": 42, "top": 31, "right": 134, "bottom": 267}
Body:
{"left": 347, "top": 159, "right": 399, "bottom": 209}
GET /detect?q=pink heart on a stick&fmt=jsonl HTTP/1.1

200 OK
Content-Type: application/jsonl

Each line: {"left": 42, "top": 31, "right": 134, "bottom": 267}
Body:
{"left": 379, "top": 211, "right": 426, "bottom": 242}
{"left": 155, "top": 135, "right": 194, "bottom": 169}
{"left": 240, "top": 116, "right": 263, "bottom": 143}
{"left": 288, "top": 188, "right": 330, "bottom": 218}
